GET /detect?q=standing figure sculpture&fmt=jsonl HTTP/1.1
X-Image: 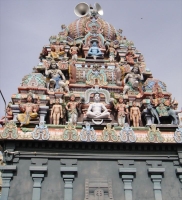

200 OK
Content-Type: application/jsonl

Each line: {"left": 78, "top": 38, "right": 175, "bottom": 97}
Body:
{"left": 51, "top": 99, "right": 63, "bottom": 125}
{"left": 17, "top": 93, "right": 39, "bottom": 127}
{"left": 86, "top": 93, "right": 110, "bottom": 119}
{"left": 123, "top": 64, "right": 143, "bottom": 95}
{"left": 130, "top": 101, "right": 141, "bottom": 127}
{"left": 69, "top": 41, "right": 81, "bottom": 61}
{"left": 66, "top": 94, "right": 79, "bottom": 125}
{"left": 88, "top": 42, "right": 104, "bottom": 59}
{"left": 45, "top": 60, "right": 69, "bottom": 93}
{"left": 115, "top": 96, "right": 128, "bottom": 126}
{"left": 107, "top": 42, "right": 117, "bottom": 62}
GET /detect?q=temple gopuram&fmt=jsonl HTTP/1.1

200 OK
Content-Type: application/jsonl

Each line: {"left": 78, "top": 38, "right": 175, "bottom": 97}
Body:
{"left": 0, "top": 3, "right": 182, "bottom": 200}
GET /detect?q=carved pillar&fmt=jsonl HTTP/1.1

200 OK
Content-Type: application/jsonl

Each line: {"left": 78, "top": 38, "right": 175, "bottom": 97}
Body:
{"left": 147, "top": 161, "right": 165, "bottom": 200}
{"left": 29, "top": 158, "right": 48, "bottom": 200}
{"left": 0, "top": 165, "right": 17, "bottom": 200}
{"left": 60, "top": 159, "right": 77, "bottom": 200}
{"left": 176, "top": 168, "right": 182, "bottom": 187}
{"left": 118, "top": 160, "right": 136, "bottom": 200}
{"left": 176, "top": 149, "right": 182, "bottom": 187}
{"left": 119, "top": 169, "right": 136, "bottom": 200}
{"left": 11, "top": 105, "right": 20, "bottom": 121}
{"left": 39, "top": 106, "right": 49, "bottom": 122}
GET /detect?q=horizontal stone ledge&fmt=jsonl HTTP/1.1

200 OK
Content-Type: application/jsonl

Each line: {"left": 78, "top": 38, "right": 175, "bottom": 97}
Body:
{"left": 0, "top": 165, "right": 17, "bottom": 171}
{"left": 176, "top": 168, "right": 182, "bottom": 174}
{"left": 60, "top": 167, "right": 78, "bottom": 174}
{"left": 119, "top": 168, "right": 137, "bottom": 175}
{"left": 148, "top": 168, "right": 165, "bottom": 175}
{"left": 29, "top": 166, "right": 48, "bottom": 173}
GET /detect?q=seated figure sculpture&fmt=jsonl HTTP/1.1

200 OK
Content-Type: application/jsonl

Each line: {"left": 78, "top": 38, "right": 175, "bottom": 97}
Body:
{"left": 17, "top": 93, "right": 39, "bottom": 127}
{"left": 86, "top": 93, "right": 110, "bottom": 119}
{"left": 88, "top": 42, "right": 103, "bottom": 59}
{"left": 45, "top": 60, "right": 69, "bottom": 93}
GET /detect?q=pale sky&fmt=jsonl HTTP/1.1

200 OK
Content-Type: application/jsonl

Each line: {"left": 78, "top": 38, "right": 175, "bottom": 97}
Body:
{"left": 0, "top": 0, "right": 182, "bottom": 119}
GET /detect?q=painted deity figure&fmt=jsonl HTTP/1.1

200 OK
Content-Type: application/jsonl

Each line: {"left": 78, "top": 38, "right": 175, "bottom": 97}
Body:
{"left": 86, "top": 93, "right": 110, "bottom": 119}
{"left": 50, "top": 46, "right": 59, "bottom": 60}
{"left": 39, "top": 47, "right": 48, "bottom": 62}
{"left": 66, "top": 94, "right": 79, "bottom": 125}
{"left": 123, "top": 64, "right": 143, "bottom": 95}
{"left": 58, "top": 24, "right": 68, "bottom": 42}
{"left": 130, "top": 101, "right": 141, "bottom": 127}
{"left": 125, "top": 46, "right": 137, "bottom": 66}
{"left": 107, "top": 42, "right": 117, "bottom": 62}
{"left": 69, "top": 59, "right": 77, "bottom": 83}
{"left": 88, "top": 42, "right": 103, "bottom": 59}
{"left": 17, "top": 93, "right": 39, "bottom": 127}
{"left": 0, "top": 102, "right": 13, "bottom": 126}
{"left": 115, "top": 96, "right": 128, "bottom": 126}
{"left": 116, "top": 29, "right": 123, "bottom": 42}
{"left": 51, "top": 99, "right": 63, "bottom": 125}
{"left": 45, "top": 60, "right": 69, "bottom": 92}
{"left": 69, "top": 41, "right": 80, "bottom": 61}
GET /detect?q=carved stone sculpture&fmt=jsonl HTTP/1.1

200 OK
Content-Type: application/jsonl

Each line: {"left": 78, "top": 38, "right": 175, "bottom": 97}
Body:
{"left": 69, "top": 41, "right": 80, "bottom": 61}
{"left": 107, "top": 42, "right": 116, "bottom": 62}
{"left": 45, "top": 60, "right": 69, "bottom": 93}
{"left": 123, "top": 64, "right": 143, "bottom": 95}
{"left": 114, "top": 96, "right": 128, "bottom": 126}
{"left": 130, "top": 101, "right": 141, "bottom": 127}
{"left": 51, "top": 99, "right": 63, "bottom": 125}
{"left": 66, "top": 94, "right": 79, "bottom": 125}
{"left": 88, "top": 42, "right": 103, "bottom": 59}
{"left": 0, "top": 102, "right": 13, "bottom": 126}
{"left": 125, "top": 46, "right": 137, "bottom": 65}
{"left": 17, "top": 92, "right": 40, "bottom": 127}
{"left": 86, "top": 93, "right": 110, "bottom": 119}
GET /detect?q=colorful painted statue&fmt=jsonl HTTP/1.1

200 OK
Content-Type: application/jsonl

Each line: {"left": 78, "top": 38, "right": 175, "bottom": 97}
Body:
{"left": 88, "top": 42, "right": 103, "bottom": 59}
{"left": 0, "top": 102, "right": 13, "bottom": 126}
{"left": 66, "top": 94, "right": 79, "bottom": 125}
{"left": 116, "top": 29, "right": 123, "bottom": 42}
{"left": 50, "top": 46, "right": 59, "bottom": 60}
{"left": 130, "top": 101, "right": 141, "bottom": 127}
{"left": 115, "top": 96, "right": 128, "bottom": 126}
{"left": 86, "top": 93, "right": 110, "bottom": 119}
{"left": 69, "top": 41, "right": 81, "bottom": 61}
{"left": 45, "top": 60, "right": 69, "bottom": 92}
{"left": 17, "top": 93, "right": 39, "bottom": 127}
{"left": 125, "top": 46, "right": 137, "bottom": 66}
{"left": 123, "top": 64, "right": 143, "bottom": 95}
{"left": 69, "top": 59, "right": 77, "bottom": 83}
{"left": 51, "top": 99, "right": 63, "bottom": 125}
{"left": 57, "top": 24, "right": 69, "bottom": 42}
{"left": 107, "top": 42, "right": 117, "bottom": 62}
{"left": 39, "top": 47, "right": 48, "bottom": 62}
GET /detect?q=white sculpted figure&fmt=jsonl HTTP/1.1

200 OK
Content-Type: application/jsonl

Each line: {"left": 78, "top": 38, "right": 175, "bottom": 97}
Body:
{"left": 86, "top": 94, "right": 110, "bottom": 119}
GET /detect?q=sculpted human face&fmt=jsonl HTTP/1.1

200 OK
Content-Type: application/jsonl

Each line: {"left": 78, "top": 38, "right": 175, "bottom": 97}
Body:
{"left": 92, "top": 42, "right": 97, "bottom": 47}
{"left": 133, "top": 67, "right": 139, "bottom": 74}
{"left": 94, "top": 94, "right": 100, "bottom": 102}
{"left": 119, "top": 97, "right": 123, "bottom": 103}
{"left": 51, "top": 63, "right": 57, "bottom": 69}
{"left": 55, "top": 99, "right": 59, "bottom": 104}
{"left": 27, "top": 95, "right": 33, "bottom": 102}
{"left": 70, "top": 95, "right": 75, "bottom": 101}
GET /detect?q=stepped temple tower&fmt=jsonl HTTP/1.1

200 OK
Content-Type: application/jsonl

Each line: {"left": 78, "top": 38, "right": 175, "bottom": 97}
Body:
{"left": 0, "top": 2, "right": 182, "bottom": 200}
